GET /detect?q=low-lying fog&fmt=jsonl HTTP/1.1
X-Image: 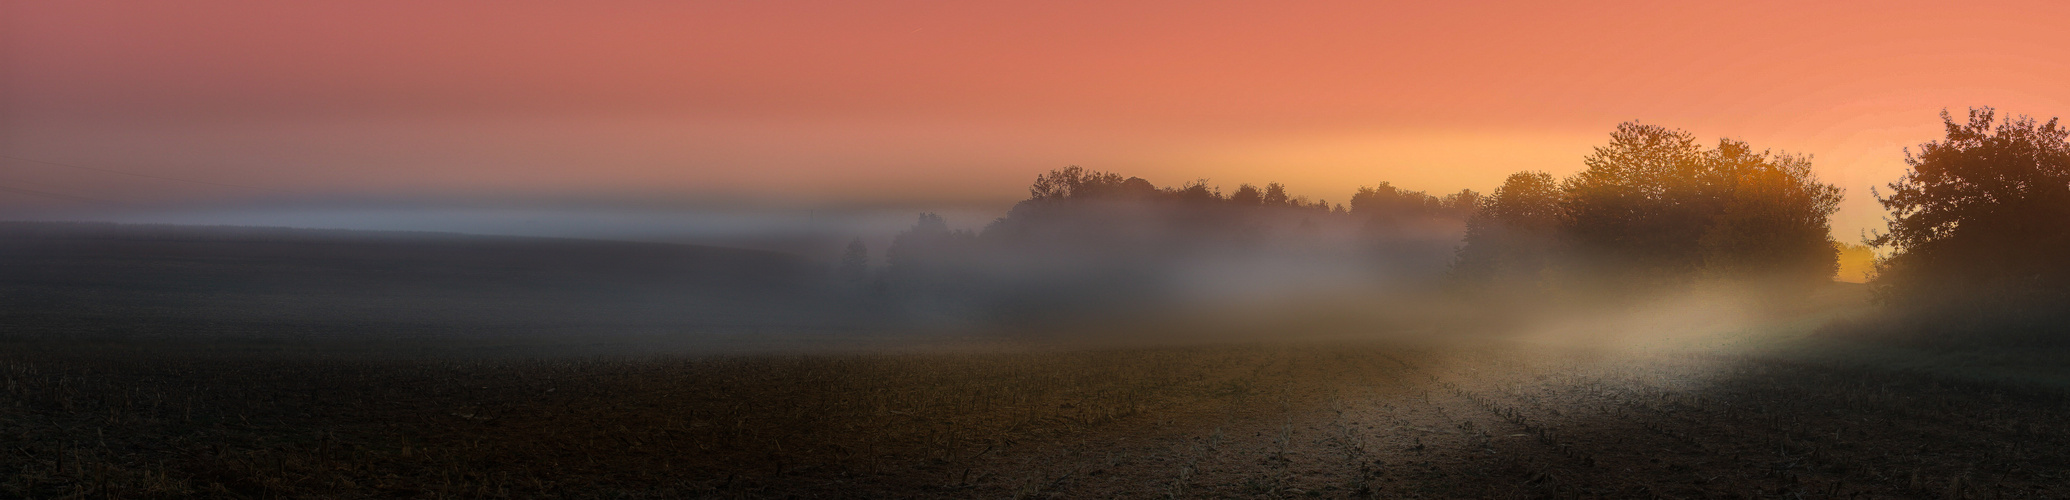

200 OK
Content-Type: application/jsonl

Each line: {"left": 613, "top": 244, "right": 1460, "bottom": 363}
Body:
{"left": 25, "top": 201, "right": 1004, "bottom": 263}
{"left": 0, "top": 163, "right": 1885, "bottom": 360}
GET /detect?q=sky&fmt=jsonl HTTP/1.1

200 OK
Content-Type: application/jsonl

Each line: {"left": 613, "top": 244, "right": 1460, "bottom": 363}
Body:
{"left": 5, "top": 0, "right": 2070, "bottom": 241}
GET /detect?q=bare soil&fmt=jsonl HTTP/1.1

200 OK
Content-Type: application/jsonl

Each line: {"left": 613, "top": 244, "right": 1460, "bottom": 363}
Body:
{"left": 4, "top": 335, "right": 2066, "bottom": 499}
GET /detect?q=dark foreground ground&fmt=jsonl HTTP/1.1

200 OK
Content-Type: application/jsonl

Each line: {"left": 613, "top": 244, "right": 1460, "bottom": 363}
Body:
{"left": 3, "top": 331, "right": 2067, "bottom": 499}
{"left": 4, "top": 223, "right": 2065, "bottom": 498}
{"left": 0, "top": 222, "right": 880, "bottom": 342}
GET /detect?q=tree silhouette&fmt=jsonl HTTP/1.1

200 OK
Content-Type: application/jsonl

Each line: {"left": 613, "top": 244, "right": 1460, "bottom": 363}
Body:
{"left": 1439, "top": 189, "right": 1482, "bottom": 215}
{"left": 1170, "top": 179, "right": 1223, "bottom": 203}
{"left": 836, "top": 237, "right": 869, "bottom": 285}
{"left": 1454, "top": 171, "right": 1561, "bottom": 286}
{"left": 1870, "top": 107, "right": 2070, "bottom": 309}
{"left": 1029, "top": 165, "right": 1129, "bottom": 200}
{"left": 1554, "top": 123, "right": 1841, "bottom": 289}
{"left": 1559, "top": 123, "right": 1716, "bottom": 285}
{"left": 886, "top": 165, "right": 1486, "bottom": 323}
{"left": 885, "top": 213, "right": 979, "bottom": 293}
{"left": 1455, "top": 122, "right": 1843, "bottom": 294}
{"left": 1262, "top": 182, "right": 1290, "bottom": 207}
{"left": 1697, "top": 139, "right": 1841, "bottom": 286}
{"left": 1231, "top": 184, "right": 1264, "bottom": 205}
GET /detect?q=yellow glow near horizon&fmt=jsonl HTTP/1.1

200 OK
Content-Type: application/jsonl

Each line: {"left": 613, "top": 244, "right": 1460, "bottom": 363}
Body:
{"left": 5, "top": 1, "right": 2067, "bottom": 245}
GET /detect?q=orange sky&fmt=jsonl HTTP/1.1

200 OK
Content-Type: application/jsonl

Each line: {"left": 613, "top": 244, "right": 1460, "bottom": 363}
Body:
{"left": 5, "top": 0, "right": 2070, "bottom": 239}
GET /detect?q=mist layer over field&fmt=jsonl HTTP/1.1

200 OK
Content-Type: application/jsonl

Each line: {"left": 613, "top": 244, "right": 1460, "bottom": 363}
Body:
{"left": 4, "top": 115, "right": 2067, "bottom": 498}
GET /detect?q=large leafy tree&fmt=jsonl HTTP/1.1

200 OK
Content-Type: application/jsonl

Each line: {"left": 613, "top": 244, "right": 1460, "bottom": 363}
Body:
{"left": 1871, "top": 108, "right": 2070, "bottom": 307}
{"left": 1698, "top": 139, "right": 1843, "bottom": 286}
{"left": 1458, "top": 122, "right": 1843, "bottom": 292}
{"left": 1559, "top": 123, "right": 1722, "bottom": 285}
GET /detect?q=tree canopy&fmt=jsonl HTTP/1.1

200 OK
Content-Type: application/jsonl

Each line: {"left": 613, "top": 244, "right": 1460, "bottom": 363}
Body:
{"left": 1455, "top": 122, "right": 1843, "bottom": 292}
{"left": 1870, "top": 108, "right": 2070, "bottom": 308}
{"left": 1453, "top": 171, "right": 1561, "bottom": 286}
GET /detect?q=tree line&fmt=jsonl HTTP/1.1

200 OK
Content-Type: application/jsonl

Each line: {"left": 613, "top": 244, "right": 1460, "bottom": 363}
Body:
{"left": 839, "top": 108, "right": 2067, "bottom": 334}
{"left": 1449, "top": 108, "right": 2066, "bottom": 318}
{"left": 1452, "top": 122, "right": 1844, "bottom": 295}
{"left": 841, "top": 166, "right": 1480, "bottom": 323}
{"left": 1452, "top": 108, "right": 2068, "bottom": 330}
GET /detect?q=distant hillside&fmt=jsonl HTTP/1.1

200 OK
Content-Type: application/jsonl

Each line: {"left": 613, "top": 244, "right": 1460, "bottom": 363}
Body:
{"left": 0, "top": 222, "right": 872, "bottom": 339}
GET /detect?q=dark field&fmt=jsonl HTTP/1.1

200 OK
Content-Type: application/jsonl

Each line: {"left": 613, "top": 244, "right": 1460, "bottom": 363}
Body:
{"left": 6, "top": 333, "right": 2070, "bottom": 499}
{"left": 0, "top": 222, "right": 880, "bottom": 344}
{"left": 4, "top": 223, "right": 2067, "bottom": 499}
